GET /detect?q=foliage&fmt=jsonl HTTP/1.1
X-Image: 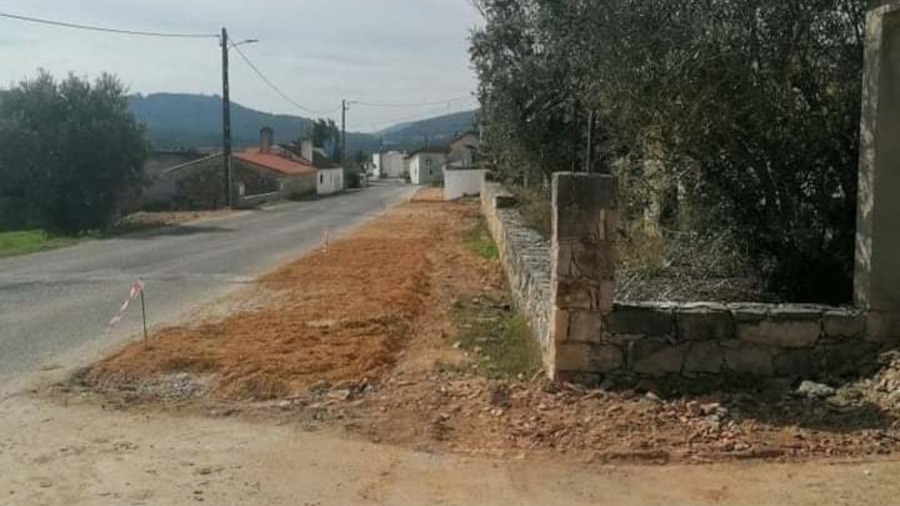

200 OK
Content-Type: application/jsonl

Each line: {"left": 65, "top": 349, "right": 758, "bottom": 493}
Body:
{"left": 462, "top": 218, "right": 500, "bottom": 260}
{"left": 0, "top": 71, "right": 149, "bottom": 234}
{"left": 470, "top": 0, "right": 864, "bottom": 303}
{"left": 450, "top": 293, "right": 541, "bottom": 379}
{"left": 301, "top": 118, "right": 341, "bottom": 158}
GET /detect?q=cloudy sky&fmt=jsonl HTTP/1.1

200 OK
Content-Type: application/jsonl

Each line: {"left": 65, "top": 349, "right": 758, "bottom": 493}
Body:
{"left": 0, "top": 0, "right": 482, "bottom": 132}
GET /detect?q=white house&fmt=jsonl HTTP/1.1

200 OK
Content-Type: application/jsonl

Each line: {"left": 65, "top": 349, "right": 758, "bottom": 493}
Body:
{"left": 379, "top": 151, "right": 407, "bottom": 178}
{"left": 407, "top": 148, "right": 448, "bottom": 185}
{"left": 289, "top": 138, "right": 345, "bottom": 196}
{"left": 317, "top": 167, "right": 344, "bottom": 195}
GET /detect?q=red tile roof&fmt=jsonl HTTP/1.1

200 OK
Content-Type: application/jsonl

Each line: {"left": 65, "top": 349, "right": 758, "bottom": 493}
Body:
{"left": 235, "top": 150, "right": 316, "bottom": 176}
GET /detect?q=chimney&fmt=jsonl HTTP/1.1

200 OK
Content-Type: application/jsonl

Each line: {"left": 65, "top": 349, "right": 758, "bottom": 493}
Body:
{"left": 301, "top": 139, "right": 314, "bottom": 165}
{"left": 260, "top": 127, "right": 274, "bottom": 153}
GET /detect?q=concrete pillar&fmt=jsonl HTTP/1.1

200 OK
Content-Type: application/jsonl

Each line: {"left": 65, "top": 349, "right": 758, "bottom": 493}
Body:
{"left": 550, "top": 173, "right": 619, "bottom": 377}
{"left": 857, "top": 2, "right": 900, "bottom": 339}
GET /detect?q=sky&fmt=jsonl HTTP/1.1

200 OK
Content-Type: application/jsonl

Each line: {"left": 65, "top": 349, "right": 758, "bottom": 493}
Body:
{"left": 0, "top": 0, "right": 483, "bottom": 132}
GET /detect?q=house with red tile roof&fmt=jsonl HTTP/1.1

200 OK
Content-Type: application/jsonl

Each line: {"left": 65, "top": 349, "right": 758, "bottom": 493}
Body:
{"left": 153, "top": 128, "right": 320, "bottom": 209}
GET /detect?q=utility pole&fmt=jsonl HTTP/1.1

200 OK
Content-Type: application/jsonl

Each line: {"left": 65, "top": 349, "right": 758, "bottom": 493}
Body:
{"left": 341, "top": 99, "right": 348, "bottom": 165}
{"left": 221, "top": 27, "right": 233, "bottom": 208}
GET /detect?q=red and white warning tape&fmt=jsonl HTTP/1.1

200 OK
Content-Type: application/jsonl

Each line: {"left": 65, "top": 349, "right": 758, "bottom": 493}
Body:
{"left": 109, "top": 280, "right": 144, "bottom": 327}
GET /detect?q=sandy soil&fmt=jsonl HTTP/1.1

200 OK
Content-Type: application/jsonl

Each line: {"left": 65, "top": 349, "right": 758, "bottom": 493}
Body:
{"left": 2, "top": 394, "right": 900, "bottom": 506}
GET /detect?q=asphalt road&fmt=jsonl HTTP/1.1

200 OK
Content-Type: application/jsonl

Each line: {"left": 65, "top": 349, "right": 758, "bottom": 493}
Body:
{"left": 0, "top": 184, "right": 416, "bottom": 387}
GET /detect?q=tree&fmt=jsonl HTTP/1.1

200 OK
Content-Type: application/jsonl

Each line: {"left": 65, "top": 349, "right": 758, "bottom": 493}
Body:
{"left": 470, "top": 0, "right": 865, "bottom": 303}
{"left": 0, "top": 70, "right": 149, "bottom": 234}
{"left": 300, "top": 118, "right": 340, "bottom": 160}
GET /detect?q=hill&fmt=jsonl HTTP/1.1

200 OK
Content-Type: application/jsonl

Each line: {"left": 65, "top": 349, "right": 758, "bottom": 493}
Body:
{"left": 129, "top": 93, "right": 317, "bottom": 149}
{"left": 377, "top": 110, "right": 478, "bottom": 149}
{"left": 128, "top": 93, "right": 477, "bottom": 156}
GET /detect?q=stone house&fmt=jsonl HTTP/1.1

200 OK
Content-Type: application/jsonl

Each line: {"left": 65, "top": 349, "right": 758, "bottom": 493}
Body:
{"left": 157, "top": 128, "right": 318, "bottom": 209}
{"left": 138, "top": 150, "right": 209, "bottom": 210}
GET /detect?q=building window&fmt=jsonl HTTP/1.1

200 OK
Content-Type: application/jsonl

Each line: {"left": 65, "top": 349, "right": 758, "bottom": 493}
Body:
{"left": 320, "top": 174, "right": 324, "bottom": 184}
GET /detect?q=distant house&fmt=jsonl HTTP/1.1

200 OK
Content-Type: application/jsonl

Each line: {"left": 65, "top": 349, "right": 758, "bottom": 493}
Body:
{"left": 442, "top": 131, "right": 485, "bottom": 200}
{"left": 157, "top": 127, "right": 318, "bottom": 209}
{"left": 371, "top": 151, "right": 408, "bottom": 179}
{"left": 407, "top": 147, "right": 449, "bottom": 185}
{"left": 446, "top": 131, "right": 480, "bottom": 169}
{"left": 284, "top": 137, "right": 346, "bottom": 196}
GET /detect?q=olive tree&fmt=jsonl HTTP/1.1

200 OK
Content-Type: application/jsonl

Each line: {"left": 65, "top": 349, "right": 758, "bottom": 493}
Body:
{"left": 0, "top": 70, "right": 148, "bottom": 234}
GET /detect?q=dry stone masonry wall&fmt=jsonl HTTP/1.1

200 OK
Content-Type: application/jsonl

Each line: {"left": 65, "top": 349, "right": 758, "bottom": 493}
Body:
{"left": 481, "top": 182, "right": 553, "bottom": 370}
{"left": 481, "top": 174, "right": 886, "bottom": 382}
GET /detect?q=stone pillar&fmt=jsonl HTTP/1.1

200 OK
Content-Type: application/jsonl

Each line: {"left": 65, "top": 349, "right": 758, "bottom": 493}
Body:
{"left": 550, "top": 173, "right": 621, "bottom": 379}
{"left": 856, "top": 2, "right": 900, "bottom": 339}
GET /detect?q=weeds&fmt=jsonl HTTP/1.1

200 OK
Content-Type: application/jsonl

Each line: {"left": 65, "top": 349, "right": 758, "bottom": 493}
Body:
{"left": 450, "top": 293, "right": 541, "bottom": 379}
{"left": 461, "top": 219, "right": 499, "bottom": 260}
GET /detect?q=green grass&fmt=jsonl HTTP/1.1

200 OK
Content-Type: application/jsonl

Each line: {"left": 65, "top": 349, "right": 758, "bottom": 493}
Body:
{"left": 0, "top": 216, "right": 185, "bottom": 259}
{"left": 450, "top": 293, "right": 541, "bottom": 379}
{"left": 0, "top": 230, "right": 88, "bottom": 258}
{"left": 462, "top": 219, "right": 500, "bottom": 260}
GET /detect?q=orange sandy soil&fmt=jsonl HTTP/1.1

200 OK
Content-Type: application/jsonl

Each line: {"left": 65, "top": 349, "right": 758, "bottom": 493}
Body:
{"left": 79, "top": 188, "right": 900, "bottom": 464}
{"left": 88, "top": 188, "right": 462, "bottom": 399}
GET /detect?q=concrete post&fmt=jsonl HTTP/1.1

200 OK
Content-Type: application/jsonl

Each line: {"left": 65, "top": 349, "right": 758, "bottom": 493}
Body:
{"left": 550, "top": 173, "right": 620, "bottom": 378}
{"left": 856, "top": 2, "right": 900, "bottom": 339}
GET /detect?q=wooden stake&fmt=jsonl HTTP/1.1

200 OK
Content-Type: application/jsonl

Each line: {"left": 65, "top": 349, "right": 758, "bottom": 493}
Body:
{"left": 139, "top": 279, "right": 148, "bottom": 349}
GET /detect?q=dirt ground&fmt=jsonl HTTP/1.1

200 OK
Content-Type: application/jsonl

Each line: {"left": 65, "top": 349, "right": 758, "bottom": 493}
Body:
{"left": 76, "top": 188, "right": 900, "bottom": 466}
{"left": 118, "top": 209, "right": 235, "bottom": 229}
{"left": 5, "top": 394, "right": 900, "bottom": 506}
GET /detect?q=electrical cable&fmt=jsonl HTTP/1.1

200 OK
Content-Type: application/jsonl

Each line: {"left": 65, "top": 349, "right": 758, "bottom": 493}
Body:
{"left": 0, "top": 11, "right": 218, "bottom": 38}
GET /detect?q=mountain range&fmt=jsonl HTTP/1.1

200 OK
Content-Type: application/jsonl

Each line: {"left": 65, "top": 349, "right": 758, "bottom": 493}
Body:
{"left": 128, "top": 93, "right": 477, "bottom": 155}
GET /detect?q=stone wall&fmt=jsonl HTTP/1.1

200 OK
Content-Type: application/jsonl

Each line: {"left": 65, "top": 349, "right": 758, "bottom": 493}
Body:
{"left": 481, "top": 174, "right": 884, "bottom": 382}
{"left": 481, "top": 181, "right": 554, "bottom": 370}
{"left": 566, "top": 302, "right": 876, "bottom": 382}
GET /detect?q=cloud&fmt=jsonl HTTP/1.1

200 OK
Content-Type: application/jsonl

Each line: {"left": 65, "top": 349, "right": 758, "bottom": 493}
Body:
{"left": 0, "top": 0, "right": 482, "bottom": 127}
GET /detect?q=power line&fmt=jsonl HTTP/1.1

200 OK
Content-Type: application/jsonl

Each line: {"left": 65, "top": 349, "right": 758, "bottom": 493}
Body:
{"left": 353, "top": 98, "right": 480, "bottom": 132}
{"left": 0, "top": 11, "right": 219, "bottom": 38}
{"left": 229, "top": 41, "right": 336, "bottom": 117}
{"left": 353, "top": 95, "right": 473, "bottom": 108}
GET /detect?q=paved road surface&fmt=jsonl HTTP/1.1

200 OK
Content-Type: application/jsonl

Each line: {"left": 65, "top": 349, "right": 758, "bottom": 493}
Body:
{"left": 0, "top": 184, "right": 415, "bottom": 387}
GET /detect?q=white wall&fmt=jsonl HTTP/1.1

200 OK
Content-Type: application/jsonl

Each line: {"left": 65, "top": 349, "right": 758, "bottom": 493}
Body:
{"left": 317, "top": 168, "right": 344, "bottom": 195}
{"left": 443, "top": 169, "right": 487, "bottom": 201}
{"left": 382, "top": 152, "right": 407, "bottom": 178}
{"left": 370, "top": 153, "right": 382, "bottom": 178}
